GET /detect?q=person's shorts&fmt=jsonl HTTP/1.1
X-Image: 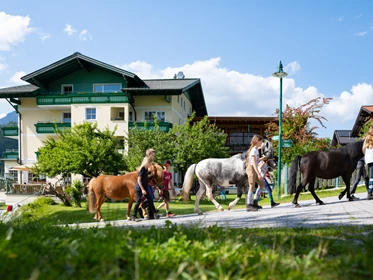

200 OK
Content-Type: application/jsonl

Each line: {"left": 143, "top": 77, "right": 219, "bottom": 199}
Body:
{"left": 162, "top": 190, "right": 170, "bottom": 202}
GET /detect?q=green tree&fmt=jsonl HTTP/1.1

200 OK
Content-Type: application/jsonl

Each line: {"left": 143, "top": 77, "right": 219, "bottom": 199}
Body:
{"left": 125, "top": 114, "right": 230, "bottom": 173}
{"left": 265, "top": 97, "right": 332, "bottom": 164}
{"left": 171, "top": 115, "right": 230, "bottom": 172}
{"left": 125, "top": 120, "right": 176, "bottom": 171}
{"left": 360, "top": 118, "right": 373, "bottom": 137}
{"left": 35, "top": 122, "right": 126, "bottom": 177}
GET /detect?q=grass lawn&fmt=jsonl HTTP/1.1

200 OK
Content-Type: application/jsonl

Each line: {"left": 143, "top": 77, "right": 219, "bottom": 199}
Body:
{"left": 1, "top": 186, "right": 372, "bottom": 279}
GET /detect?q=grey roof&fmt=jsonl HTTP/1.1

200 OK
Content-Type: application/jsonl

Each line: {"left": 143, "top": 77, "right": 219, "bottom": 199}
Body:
{"left": 124, "top": 78, "right": 208, "bottom": 116}
{"left": 331, "top": 130, "right": 358, "bottom": 146}
{"left": 138, "top": 79, "right": 199, "bottom": 90}
{"left": 0, "top": 84, "right": 39, "bottom": 97}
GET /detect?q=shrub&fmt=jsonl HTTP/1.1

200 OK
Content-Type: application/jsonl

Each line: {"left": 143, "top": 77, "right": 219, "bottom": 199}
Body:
{"left": 65, "top": 179, "right": 83, "bottom": 207}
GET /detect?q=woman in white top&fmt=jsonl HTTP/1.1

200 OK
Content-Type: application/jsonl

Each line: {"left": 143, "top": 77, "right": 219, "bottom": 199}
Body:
{"left": 362, "top": 124, "right": 373, "bottom": 199}
{"left": 252, "top": 157, "right": 280, "bottom": 208}
{"left": 246, "top": 135, "right": 265, "bottom": 211}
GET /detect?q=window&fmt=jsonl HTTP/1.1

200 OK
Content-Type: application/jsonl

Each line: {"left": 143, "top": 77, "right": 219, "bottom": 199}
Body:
{"left": 111, "top": 107, "right": 124, "bottom": 120}
{"left": 229, "top": 132, "right": 249, "bottom": 145}
{"left": 145, "top": 111, "right": 156, "bottom": 122}
{"left": 62, "top": 112, "right": 71, "bottom": 123}
{"left": 156, "top": 112, "right": 165, "bottom": 121}
{"left": 62, "top": 84, "right": 73, "bottom": 94}
{"left": 83, "top": 176, "right": 91, "bottom": 184}
{"left": 86, "top": 108, "right": 96, "bottom": 120}
{"left": 144, "top": 111, "right": 165, "bottom": 122}
{"left": 93, "top": 84, "right": 121, "bottom": 93}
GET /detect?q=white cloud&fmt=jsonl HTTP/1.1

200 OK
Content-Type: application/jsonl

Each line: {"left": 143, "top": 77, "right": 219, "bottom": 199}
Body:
{"left": 0, "top": 11, "right": 33, "bottom": 51}
{"left": 8, "top": 71, "right": 27, "bottom": 85}
{"left": 284, "top": 61, "right": 301, "bottom": 75}
{"left": 356, "top": 31, "right": 367, "bottom": 36}
{"left": 64, "top": 24, "right": 76, "bottom": 36}
{"left": 324, "top": 83, "right": 373, "bottom": 121}
{"left": 0, "top": 63, "right": 6, "bottom": 71}
{"left": 79, "top": 30, "right": 92, "bottom": 41}
{"left": 118, "top": 61, "right": 159, "bottom": 78}
{"left": 40, "top": 33, "right": 51, "bottom": 41}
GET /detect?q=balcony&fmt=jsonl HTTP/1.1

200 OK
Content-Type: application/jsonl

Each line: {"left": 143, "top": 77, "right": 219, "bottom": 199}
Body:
{"left": 34, "top": 122, "right": 71, "bottom": 134}
{"left": 37, "top": 92, "right": 129, "bottom": 106}
{"left": 129, "top": 121, "right": 173, "bottom": 132}
{"left": 3, "top": 149, "right": 18, "bottom": 159}
{"left": 1, "top": 126, "right": 18, "bottom": 137}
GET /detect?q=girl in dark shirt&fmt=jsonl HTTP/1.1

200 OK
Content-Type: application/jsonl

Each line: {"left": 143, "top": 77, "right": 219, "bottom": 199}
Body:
{"left": 132, "top": 157, "right": 159, "bottom": 220}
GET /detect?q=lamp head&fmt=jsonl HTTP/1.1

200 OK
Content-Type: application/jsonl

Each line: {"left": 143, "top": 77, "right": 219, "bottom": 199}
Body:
{"left": 272, "top": 60, "right": 288, "bottom": 78}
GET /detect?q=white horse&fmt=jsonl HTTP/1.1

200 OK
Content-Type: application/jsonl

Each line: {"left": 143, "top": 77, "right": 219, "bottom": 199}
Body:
{"left": 183, "top": 139, "right": 275, "bottom": 215}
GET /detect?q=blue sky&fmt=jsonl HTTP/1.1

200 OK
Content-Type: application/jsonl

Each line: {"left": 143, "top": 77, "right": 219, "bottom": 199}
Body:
{"left": 1, "top": 0, "right": 373, "bottom": 138}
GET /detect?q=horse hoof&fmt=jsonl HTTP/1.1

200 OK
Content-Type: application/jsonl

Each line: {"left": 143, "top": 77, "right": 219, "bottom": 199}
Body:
{"left": 294, "top": 204, "right": 301, "bottom": 208}
{"left": 228, "top": 206, "right": 231, "bottom": 211}
{"left": 348, "top": 197, "right": 354, "bottom": 201}
{"left": 317, "top": 201, "right": 325, "bottom": 205}
{"left": 198, "top": 212, "right": 204, "bottom": 215}
{"left": 100, "top": 218, "right": 105, "bottom": 222}
{"left": 218, "top": 207, "right": 224, "bottom": 212}
{"left": 338, "top": 193, "right": 344, "bottom": 200}
{"left": 127, "top": 217, "right": 131, "bottom": 221}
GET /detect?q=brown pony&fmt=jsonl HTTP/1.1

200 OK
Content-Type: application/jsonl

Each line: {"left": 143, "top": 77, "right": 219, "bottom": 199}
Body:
{"left": 88, "top": 163, "right": 164, "bottom": 221}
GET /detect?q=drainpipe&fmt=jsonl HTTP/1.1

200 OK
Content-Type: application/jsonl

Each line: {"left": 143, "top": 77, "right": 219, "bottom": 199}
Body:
{"left": 6, "top": 99, "right": 22, "bottom": 165}
{"left": 130, "top": 102, "right": 137, "bottom": 121}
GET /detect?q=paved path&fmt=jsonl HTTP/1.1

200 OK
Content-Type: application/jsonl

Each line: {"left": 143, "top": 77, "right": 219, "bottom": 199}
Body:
{"left": 68, "top": 192, "right": 373, "bottom": 229}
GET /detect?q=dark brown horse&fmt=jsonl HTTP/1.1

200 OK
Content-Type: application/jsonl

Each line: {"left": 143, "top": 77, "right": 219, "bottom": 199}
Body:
{"left": 88, "top": 164, "right": 164, "bottom": 221}
{"left": 288, "top": 140, "right": 364, "bottom": 207}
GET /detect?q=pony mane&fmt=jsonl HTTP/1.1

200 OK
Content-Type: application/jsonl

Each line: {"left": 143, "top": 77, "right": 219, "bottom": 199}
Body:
{"left": 232, "top": 151, "right": 247, "bottom": 161}
{"left": 338, "top": 140, "right": 363, "bottom": 156}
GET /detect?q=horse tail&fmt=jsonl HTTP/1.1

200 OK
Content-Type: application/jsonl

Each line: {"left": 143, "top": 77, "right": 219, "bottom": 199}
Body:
{"left": 88, "top": 178, "right": 97, "bottom": 213}
{"left": 288, "top": 155, "right": 301, "bottom": 194}
{"left": 183, "top": 164, "right": 197, "bottom": 202}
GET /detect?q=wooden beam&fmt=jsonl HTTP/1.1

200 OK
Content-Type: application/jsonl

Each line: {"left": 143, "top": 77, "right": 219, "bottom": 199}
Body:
{"left": 76, "top": 58, "right": 91, "bottom": 72}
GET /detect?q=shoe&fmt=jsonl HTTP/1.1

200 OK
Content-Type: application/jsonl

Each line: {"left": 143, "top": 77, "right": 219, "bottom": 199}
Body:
{"left": 350, "top": 195, "right": 359, "bottom": 200}
{"left": 271, "top": 202, "right": 280, "bottom": 208}
{"left": 368, "top": 192, "right": 373, "bottom": 200}
{"left": 252, "top": 201, "right": 262, "bottom": 209}
{"left": 155, "top": 214, "right": 160, "bottom": 219}
{"left": 166, "top": 212, "right": 176, "bottom": 218}
{"left": 246, "top": 204, "right": 258, "bottom": 212}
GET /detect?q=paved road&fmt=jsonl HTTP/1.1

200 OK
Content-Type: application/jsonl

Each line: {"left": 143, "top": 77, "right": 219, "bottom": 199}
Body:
{"left": 68, "top": 192, "right": 373, "bottom": 229}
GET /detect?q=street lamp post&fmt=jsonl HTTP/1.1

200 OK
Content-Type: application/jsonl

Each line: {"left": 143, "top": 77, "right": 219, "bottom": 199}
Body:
{"left": 272, "top": 61, "right": 288, "bottom": 199}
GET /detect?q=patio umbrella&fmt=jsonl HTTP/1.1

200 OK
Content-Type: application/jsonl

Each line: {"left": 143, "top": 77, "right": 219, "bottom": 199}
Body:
{"left": 9, "top": 165, "right": 32, "bottom": 171}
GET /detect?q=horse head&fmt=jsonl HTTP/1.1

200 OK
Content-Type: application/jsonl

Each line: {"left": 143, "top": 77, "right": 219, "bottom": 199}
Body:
{"left": 148, "top": 163, "right": 164, "bottom": 189}
{"left": 261, "top": 139, "right": 277, "bottom": 169}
